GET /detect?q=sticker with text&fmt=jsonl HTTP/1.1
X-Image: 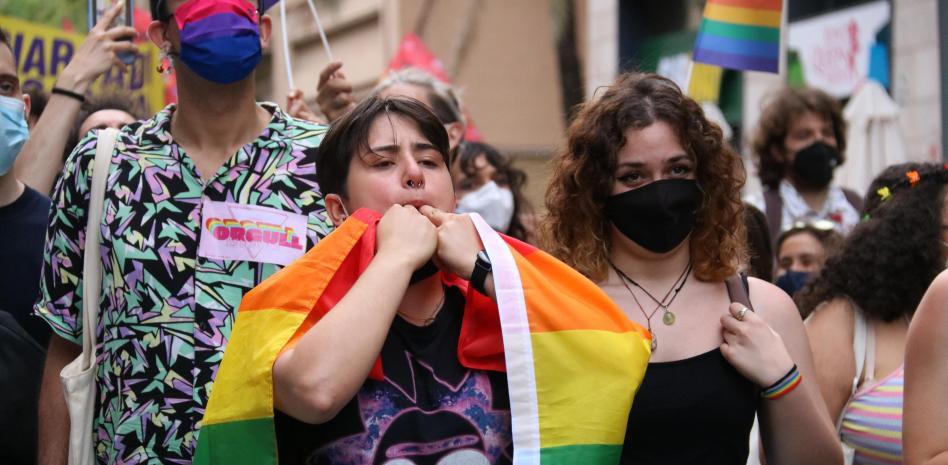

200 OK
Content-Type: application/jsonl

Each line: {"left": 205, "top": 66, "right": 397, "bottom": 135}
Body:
{"left": 198, "top": 200, "right": 307, "bottom": 266}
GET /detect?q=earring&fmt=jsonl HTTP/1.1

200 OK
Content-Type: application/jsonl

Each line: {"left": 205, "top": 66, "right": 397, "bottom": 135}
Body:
{"left": 156, "top": 46, "right": 173, "bottom": 74}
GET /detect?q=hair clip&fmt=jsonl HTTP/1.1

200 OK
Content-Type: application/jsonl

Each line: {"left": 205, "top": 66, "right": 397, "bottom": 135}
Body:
{"left": 906, "top": 170, "right": 920, "bottom": 186}
{"left": 877, "top": 186, "right": 891, "bottom": 201}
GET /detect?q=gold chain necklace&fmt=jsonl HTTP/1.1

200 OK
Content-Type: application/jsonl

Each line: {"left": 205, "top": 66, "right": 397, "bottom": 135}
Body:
{"left": 609, "top": 261, "right": 692, "bottom": 351}
{"left": 397, "top": 287, "right": 446, "bottom": 327}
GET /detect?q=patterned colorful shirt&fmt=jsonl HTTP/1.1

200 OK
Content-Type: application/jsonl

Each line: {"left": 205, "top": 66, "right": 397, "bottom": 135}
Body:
{"left": 35, "top": 103, "right": 329, "bottom": 465}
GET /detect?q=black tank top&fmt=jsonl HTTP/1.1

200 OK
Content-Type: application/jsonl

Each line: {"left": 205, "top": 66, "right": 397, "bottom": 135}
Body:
{"left": 621, "top": 278, "right": 759, "bottom": 465}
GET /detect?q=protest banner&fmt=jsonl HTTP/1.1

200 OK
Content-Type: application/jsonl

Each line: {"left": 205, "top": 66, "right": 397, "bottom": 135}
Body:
{"left": 0, "top": 14, "right": 165, "bottom": 115}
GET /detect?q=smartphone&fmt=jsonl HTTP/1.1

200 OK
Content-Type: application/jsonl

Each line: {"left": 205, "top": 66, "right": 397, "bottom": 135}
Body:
{"left": 88, "top": 0, "right": 136, "bottom": 65}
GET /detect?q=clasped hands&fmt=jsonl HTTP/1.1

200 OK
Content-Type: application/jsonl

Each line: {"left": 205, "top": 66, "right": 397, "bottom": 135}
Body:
{"left": 374, "top": 204, "right": 484, "bottom": 282}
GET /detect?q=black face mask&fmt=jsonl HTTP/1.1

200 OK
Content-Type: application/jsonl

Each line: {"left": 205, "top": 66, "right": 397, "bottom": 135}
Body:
{"left": 791, "top": 141, "right": 840, "bottom": 190}
{"left": 605, "top": 179, "right": 703, "bottom": 254}
{"left": 409, "top": 260, "right": 440, "bottom": 285}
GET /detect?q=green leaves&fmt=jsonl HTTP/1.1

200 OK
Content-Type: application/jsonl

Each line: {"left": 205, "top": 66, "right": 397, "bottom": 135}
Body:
{"left": 0, "top": 0, "right": 87, "bottom": 30}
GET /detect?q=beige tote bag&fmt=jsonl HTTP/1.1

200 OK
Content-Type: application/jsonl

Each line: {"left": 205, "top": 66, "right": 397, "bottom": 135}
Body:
{"left": 60, "top": 127, "right": 118, "bottom": 465}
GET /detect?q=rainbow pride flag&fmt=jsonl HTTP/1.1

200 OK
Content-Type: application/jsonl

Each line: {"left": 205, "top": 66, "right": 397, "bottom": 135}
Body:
{"left": 193, "top": 209, "right": 651, "bottom": 465}
{"left": 692, "top": 0, "right": 784, "bottom": 73}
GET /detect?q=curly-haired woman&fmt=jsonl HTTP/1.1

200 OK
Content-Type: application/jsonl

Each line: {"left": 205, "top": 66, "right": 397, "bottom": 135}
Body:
{"left": 541, "top": 72, "right": 841, "bottom": 465}
{"left": 747, "top": 87, "right": 863, "bottom": 240}
{"left": 799, "top": 163, "right": 948, "bottom": 465}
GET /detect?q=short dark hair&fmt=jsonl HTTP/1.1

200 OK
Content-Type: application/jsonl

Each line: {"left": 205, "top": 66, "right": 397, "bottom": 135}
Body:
{"left": 775, "top": 224, "right": 843, "bottom": 260}
{"left": 150, "top": 0, "right": 265, "bottom": 21}
{"left": 26, "top": 87, "right": 48, "bottom": 120}
{"left": 316, "top": 96, "right": 450, "bottom": 198}
{"left": 62, "top": 93, "right": 143, "bottom": 163}
{"left": 0, "top": 28, "right": 11, "bottom": 55}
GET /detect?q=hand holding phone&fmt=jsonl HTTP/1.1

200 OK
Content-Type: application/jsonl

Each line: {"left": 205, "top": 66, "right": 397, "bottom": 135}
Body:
{"left": 89, "top": 0, "right": 137, "bottom": 65}
{"left": 55, "top": 1, "right": 139, "bottom": 95}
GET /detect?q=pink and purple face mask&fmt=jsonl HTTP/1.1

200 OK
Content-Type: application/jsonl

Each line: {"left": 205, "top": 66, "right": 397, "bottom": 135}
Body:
{"left": 174, "top": 0, "right": 262, "bottom": 84}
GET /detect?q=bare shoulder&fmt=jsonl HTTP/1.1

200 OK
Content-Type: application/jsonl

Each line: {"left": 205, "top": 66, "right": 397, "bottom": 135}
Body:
{"left": 802, "top": 296, "right": 857, "bottom": 392}
{"left": 909, "top": 270, "right": 948, "bottom": 343}
{"left": 802, "top": 296, "right": 856, "bottom": 355}
{"left": 805, "top": 297, "right": 856, "bottom": 341}
{"left": 746, "top": 277, "right": 804, "bottom": 333}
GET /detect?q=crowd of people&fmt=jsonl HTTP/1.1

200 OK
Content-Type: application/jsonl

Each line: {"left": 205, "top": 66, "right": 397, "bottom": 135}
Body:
{"left": 1, "top": 1, "right": 947, "bottom": 465}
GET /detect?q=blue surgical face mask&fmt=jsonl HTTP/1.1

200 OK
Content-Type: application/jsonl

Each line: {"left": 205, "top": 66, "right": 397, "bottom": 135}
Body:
{"left": 775, "top": 270, "right": 812, "bottom": 297}
{"left": 0, "top": 95, "right": 29, "bottom": 176}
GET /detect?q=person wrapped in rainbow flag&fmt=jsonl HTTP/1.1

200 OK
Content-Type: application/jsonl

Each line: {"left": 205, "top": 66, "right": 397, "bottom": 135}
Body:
{"left": 193, "top": 96, "right": 652, "bottom": 465}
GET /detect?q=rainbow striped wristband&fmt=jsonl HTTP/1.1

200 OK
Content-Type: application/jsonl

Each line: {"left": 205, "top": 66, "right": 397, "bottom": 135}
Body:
{"left": 761, "top": 364, "right": 802, "bottom": 400}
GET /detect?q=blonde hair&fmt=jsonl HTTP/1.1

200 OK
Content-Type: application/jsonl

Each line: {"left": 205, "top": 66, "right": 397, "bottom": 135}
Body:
{"left": 374, "top": 68, "right": 466, "bottom": 127}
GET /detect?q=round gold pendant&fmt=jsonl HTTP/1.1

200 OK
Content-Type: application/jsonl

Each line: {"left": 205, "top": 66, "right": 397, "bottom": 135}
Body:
{"left": 662, "top": 310, "right": 676, "bottom": 326}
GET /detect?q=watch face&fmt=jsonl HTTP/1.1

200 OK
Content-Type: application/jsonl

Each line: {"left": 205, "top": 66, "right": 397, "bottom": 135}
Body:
{"left": 477, "top": 251, "right": 492, "bottom": 269}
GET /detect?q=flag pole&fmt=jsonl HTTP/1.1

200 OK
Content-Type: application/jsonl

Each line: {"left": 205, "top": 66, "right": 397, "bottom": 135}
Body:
{"left": 778, "top": 0, "right": 788, "bottom": 80}
{"left": 279, "top": 0, "right": 297, "bottom": 90}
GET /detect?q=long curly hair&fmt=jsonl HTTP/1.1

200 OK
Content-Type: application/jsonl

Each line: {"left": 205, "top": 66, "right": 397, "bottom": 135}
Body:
{"left": 751, "top": 87, "right": 847, "bottom": 190}
{"left": 540, "top": 73, "right": 747, "bottom": 282}
{"left": 796, "top": 163, "right": 948, "bottom": 321}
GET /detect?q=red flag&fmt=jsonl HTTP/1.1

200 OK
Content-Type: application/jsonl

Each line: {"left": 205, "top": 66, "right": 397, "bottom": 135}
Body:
{"left": 386, "top": 33, "right": 482, "bottom": 141}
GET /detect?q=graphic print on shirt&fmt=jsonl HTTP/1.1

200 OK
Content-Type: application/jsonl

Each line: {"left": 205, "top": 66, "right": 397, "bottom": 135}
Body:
{"left": 316, "top": 351, "right": 512, "bottom": 465}
{"left": 199, "top": 199, "right": 308, "bottom": 265}
{"left": 34, "top": 103, "right": 330, "bottom": 465}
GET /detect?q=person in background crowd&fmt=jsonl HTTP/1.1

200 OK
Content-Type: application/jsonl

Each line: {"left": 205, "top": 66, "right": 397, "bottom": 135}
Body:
{"left": 301, "top": 62, "right": 468, "bottom": 162}
{"left": 0, "top": 27, "right": 48, "bottom": 465}
{"left": 774, "top": 223, "right": 843, "bottom": 298}
{"left": 316, "top": 64, "right": 466, "bottom": 148}
{"left": 34, "top": 1, "right": 329, "bottom": 463}
{"left": 744, "top": 204, "right": 774, "bottom": 282}
{"left": 13, "top": 6, "right": 138, "bottom": 196}
{"left": 0, "top": 28, "right": 50, "bottom": 347}
{"left": 25, "top": 87, "right": 47, "bottom": 128}
{"left": 453, "top": 141, "right": 532, "bottom": 242}
{"left": 748, "top": 87, "right": 863, "bottom": 240}
{"left": 61, "top": 93, "right": 141, "bottom": 164}
{"left": 904, "top": 270, "right": 948, "bottom": 465}
{"left": 541, "top": 72, "right": 841, "bottom": 465}
{"left": 800, "top": 163, "right": 948, "bottom": 465}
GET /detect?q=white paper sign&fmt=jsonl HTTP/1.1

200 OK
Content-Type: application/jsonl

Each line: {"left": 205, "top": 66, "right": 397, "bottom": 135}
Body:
{"left": 788, "top": 1, "right": 890, "bottom": 98}
{"left": 198, "top": 199, "right": 307, "bottom": 266}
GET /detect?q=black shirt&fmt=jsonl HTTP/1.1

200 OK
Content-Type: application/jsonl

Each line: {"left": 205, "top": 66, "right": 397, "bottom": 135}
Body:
{"left": 621, "top": 279, "right": 758, "bottom": 465}
{"left": 0, "top": 185, "right": 51, "bottom": 347}
{"left": 275, "top": 285, "right": 514, "bottom": 465}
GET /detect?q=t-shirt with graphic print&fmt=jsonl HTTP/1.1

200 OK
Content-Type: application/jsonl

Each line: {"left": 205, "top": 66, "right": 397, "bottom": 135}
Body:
{"left": 275, "top": 285, "right": 514, "bottom": 465}
{"left": 34, "top": 103, "right": 330, "bottom": 465}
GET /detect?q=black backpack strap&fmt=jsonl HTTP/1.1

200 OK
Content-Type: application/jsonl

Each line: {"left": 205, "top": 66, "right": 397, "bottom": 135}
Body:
{"left": 763, "top": 189, "right": 782, "bottom": 245}
{"left": 841, "top": 187, "right": 865, "bottom": 214}
{"left": 725, "top": 273, "right": 753, "bottom": 311}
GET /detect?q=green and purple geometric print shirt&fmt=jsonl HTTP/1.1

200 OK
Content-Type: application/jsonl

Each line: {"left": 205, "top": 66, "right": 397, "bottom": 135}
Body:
{"left": 35, "top": 103, "right": 329, "bottom": 465}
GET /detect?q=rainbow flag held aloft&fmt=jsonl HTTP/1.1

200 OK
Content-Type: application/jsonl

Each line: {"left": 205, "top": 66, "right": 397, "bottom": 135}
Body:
{"left": 193, "top": 209, "right": 652, "bottom": 465}
{"left": 692, "top": 0, "right": 784, "bottom": 74}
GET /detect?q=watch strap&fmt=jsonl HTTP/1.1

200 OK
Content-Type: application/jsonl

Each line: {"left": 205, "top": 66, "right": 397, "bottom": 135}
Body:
{"left": 470, "top": 251, "right": 491, "bottom": 295}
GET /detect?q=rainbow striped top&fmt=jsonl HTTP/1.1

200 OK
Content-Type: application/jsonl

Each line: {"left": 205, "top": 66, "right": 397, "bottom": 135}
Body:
{"left": 193, "top": 209, "right": 652, "bottom": 465}
{"left": 839, "top": 366, "right": 905, "bottom": 465}
{"left": 692, "top": 0, "right": 783, "bottom": 73}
